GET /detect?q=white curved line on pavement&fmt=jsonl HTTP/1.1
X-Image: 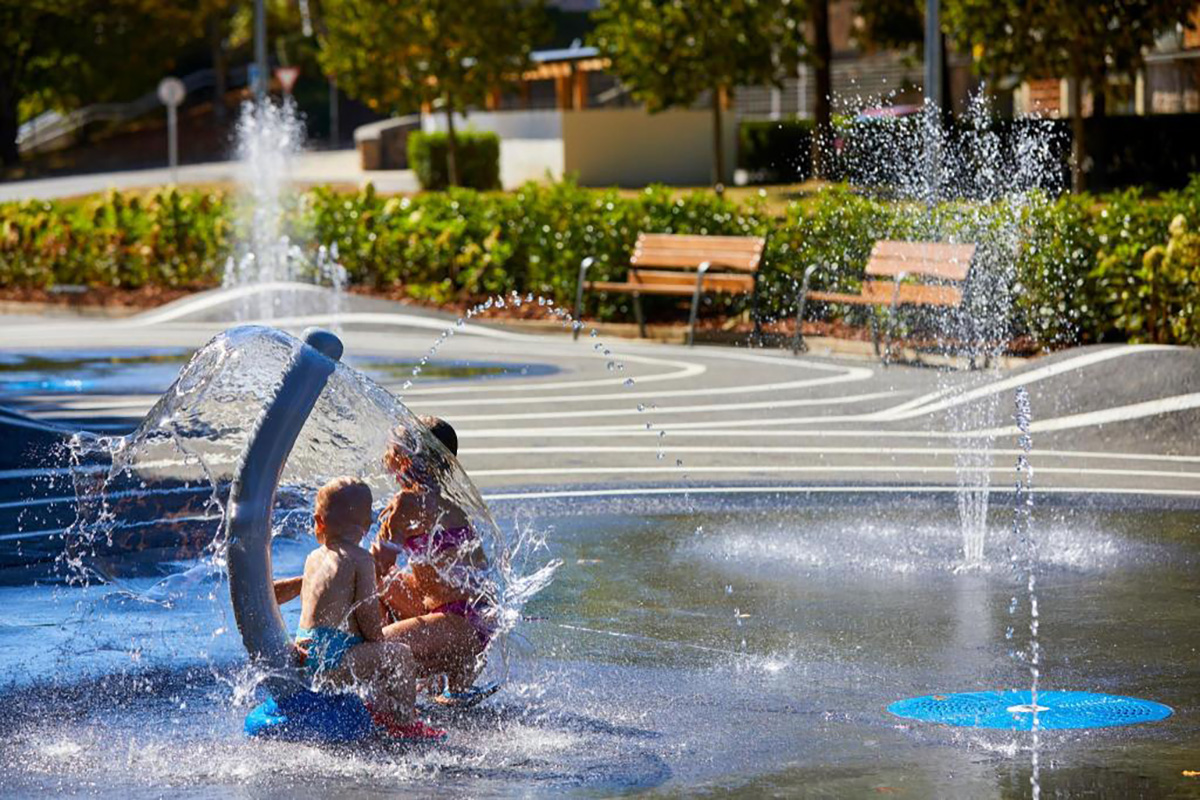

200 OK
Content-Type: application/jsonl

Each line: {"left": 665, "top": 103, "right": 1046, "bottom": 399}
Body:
{"left": 412, "top": 368, "right": 873, "bottom": 407}
{"left": 482, "top": 484, "right": 1200, "bottom": 502}
{"left": 867, "top": 345, "right": 1178, "bottom": 421}
{"left": 469, "top": 464, "right": 1200, "bottom": 480}
{"left": 443, "top": 390, "right": 900, "bottom": 422}
{"left": 978, "top": 392, "right": 1200, "bottom": 437}
{"left": 460, "top": 445, "right": 1200, "bottom": 464}
{"left": 129, "top": 283, "right": 332, "bottom": 325}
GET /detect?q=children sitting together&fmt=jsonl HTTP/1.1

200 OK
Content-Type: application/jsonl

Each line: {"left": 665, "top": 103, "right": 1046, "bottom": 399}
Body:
{"left": 273, "top": 416, "right": 493, "bottom": 742}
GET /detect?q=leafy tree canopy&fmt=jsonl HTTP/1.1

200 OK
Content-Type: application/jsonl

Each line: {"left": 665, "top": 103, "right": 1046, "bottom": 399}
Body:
{"left": 943, "top": 0, "right": 1187, "bottom": 86}
{"left": 591, "top": 0, "right": 807, "bottom": 111}
{"left": 318, "top": 0, "right": 546, "bottom": 117}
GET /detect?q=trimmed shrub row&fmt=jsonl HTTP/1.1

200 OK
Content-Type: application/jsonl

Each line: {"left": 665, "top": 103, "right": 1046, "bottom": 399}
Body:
{"left": 3, "top": 177, "right": 1200, "bottom": 346}
{"left": 407, "top": 131, "right": 501, "bottom": 191}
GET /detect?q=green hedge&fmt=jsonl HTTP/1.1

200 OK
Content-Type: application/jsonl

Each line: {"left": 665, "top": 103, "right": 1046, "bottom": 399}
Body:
{"left": 4, "top": 177, "right": 1200, "bottom": 347}
{"left": 0, "top": 187, "right": 230, "bottom": 289}
{"left": 407, "top": 130, "right": 501, "bottom": 191}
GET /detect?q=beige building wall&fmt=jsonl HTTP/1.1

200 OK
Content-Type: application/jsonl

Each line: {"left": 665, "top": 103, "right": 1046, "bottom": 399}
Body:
{"left": 561, "top": 108, "right": 736, "bottom": 187}
{"left": 500, "top": 139, "right": 565, "bottom": 188}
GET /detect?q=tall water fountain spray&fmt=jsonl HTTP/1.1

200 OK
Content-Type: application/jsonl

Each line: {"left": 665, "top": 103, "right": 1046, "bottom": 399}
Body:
{"left": 223, "top": 99, "right": 347, "bottom": 321}
{"left": 836, "top": 94, "right": 1063, "bottom": 565}
{"left": 1010, "top": 386, "right": 1041, "bottom": 798}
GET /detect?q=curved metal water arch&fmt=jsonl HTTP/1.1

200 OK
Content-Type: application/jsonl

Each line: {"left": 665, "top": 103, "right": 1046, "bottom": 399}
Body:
{"left": 226, "top": 327, "right": 343, "bottom": 699}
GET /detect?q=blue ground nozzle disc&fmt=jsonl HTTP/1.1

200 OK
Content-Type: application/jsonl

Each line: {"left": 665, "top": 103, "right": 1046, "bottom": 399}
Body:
{"left": 888, "top": 690, "right": 1173, "bottom": 730}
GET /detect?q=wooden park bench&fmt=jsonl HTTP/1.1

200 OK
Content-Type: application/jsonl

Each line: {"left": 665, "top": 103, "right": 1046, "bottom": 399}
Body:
{"left": 792, "top": 240, "right": 977, "bottom": 362}
{"left": 573, "top": 233, "right": 767, "bottom": 346}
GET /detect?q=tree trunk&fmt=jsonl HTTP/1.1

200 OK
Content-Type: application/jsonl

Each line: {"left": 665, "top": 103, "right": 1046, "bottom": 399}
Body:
{"left": 809, "top": 0, "right": 833, "bottom": 179}
{"left": 1091, "top": 71, "right": 1107, "bottom": 190}
{"left": 0, "top": 83, "right": 20, "bottom": 167}
{"left": 1069, "top": 70, "right": 1085, "bottom": 193}
{"left": 209, "top": 15, "right": 228, "bottom": 123}
{"left": 444, "top": 105, "right": 459, "bottom": 188}
{"left": 939, "top": 31, "right": 952, "bottom": 122}
{"left": 712, "top": 85, "right": 725, "bottom": 191}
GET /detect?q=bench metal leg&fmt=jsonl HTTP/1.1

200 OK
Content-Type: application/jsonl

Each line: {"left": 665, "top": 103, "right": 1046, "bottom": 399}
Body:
{"left": 792, "top": 265, "right": 818, "bottom": 355}
{"left": 633, "top": 291, "right": 646, "bottom": 338}
{"left": 750, "top": 275, "right": 762, "bottom": 346}
{"left": 880, "top": 272, "right": 907, "bottom": 368}
{"left": 572, "top": 256, "right": 595, "bottom": 341}
{"left": 686, "top": 262, "right": 711, "bottom": 347}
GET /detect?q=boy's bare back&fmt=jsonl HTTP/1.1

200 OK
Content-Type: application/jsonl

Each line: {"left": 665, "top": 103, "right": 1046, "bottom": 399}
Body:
{"left": 298, "top": 543, "right": 378, "bottom": 639}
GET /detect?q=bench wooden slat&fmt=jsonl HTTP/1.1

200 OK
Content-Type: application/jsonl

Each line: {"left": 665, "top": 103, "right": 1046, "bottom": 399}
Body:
{"left": 631, "top": 270, "right": 755, "bottom": 292}
{"left": 589, "top": 276, "right": 756, "bottom": 296}
{"left": 805, "top": 290, "right": 876, "bottom": 305}
{"left": 634, "top": 244, "right": 764, "bottom": 258}
{"left": 865, "top": 241, "right": 975, "bottom": 281}
{"left": 589, "top": 281, "right": 699, "bottom": 296}
{"left": 862, "top": 280, "right": 962, "bottom": 306}
{"left": 638, "top": 234, "right": 766, "bottom": 249}
{"left": 631, "top": 252, "right": 761, "bottom": 271}
{"left": 872, "top": 240, "right": 975, "bottom": 261}
{"left": 806, "top": 282, "right": 962, "bottom": 307}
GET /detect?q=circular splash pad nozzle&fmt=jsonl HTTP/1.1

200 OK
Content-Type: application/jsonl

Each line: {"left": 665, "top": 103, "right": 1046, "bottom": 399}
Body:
{"left": 888, "top": 690, "right": 1172, "bottom": 730}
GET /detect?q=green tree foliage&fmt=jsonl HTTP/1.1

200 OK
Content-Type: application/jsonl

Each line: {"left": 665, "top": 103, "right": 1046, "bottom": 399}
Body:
{"left": 943, "top": 0, "right": 1189, "bottom": 192}
{"left": 318, "top": 0, "right": 546, "bottom": 187}
{"left": 591, "top": 0, "right": 807, "bottom": 187}
{"left": 0, "top": 0, "right": 202, "bottom": 168}
{"left": 854, "top": 0, "right": 923, "bottom": 51}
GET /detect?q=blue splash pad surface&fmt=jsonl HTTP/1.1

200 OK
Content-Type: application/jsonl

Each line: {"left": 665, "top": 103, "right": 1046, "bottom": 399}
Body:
{"left": 245, "top": 690, "right": 375, "bottom": 743}
{"left": 888, "top": 690, "right": 1173, "bottom": 730}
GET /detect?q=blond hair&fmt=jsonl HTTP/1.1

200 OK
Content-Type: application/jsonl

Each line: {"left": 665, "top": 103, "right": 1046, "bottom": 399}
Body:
{"left": 314, "top": 476, "right": 372, "bottom": 544}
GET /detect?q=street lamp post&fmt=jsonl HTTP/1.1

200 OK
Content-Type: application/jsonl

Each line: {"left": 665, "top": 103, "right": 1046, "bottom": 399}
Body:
{"left": 254, "top": 0, "right": 269, "bottom": 102}
{"left": 924, "top": 0, "right": 942, "bottom": 110}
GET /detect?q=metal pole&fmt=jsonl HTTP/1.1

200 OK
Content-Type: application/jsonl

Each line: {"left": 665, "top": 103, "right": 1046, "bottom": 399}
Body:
{"left": 924, "top": 0, "right": 942, "bottom": 110}
{"left": 329, "top": 78, "right": 339, "bottom": 146}
{"left": 167, "top": 104, "right": 178, "bottom": 184}
{"left": 254, "top": 0, "right": 268, "bottom": 102}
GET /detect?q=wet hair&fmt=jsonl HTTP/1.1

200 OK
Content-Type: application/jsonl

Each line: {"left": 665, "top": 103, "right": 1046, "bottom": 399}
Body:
{"left": 419, "top": 415, "right": 458, "bottom": 456}
{"left": 314, "top": 476, "right": 372, "bottom": 544}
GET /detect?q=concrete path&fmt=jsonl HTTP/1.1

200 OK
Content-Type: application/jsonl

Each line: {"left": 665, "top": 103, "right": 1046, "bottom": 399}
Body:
{"left": 0, "top": 149, "right": 417, "bottom": 202}
{"left": 2, "top": 285, "right": 1198, "bottom": 509}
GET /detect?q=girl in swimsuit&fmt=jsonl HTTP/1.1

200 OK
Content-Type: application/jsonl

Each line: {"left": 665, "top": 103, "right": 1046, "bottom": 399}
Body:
{"left": 372, "top": 417, "right": 496, "bottom": 699}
